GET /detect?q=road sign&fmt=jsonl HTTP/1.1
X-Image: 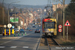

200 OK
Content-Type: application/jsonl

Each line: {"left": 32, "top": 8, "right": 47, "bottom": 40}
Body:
{"left": 58, "top": 29, "right": 62, "bottom": 32}
{"left": 58, "top": 25, "right": 62, "bottom": 28}
{"left": 7, "top": 23, "right": 12, "bottom": 28}
{"left": 64, "top": 20, "right": 71, "bottom": 41}
{"left": 4, "top": 25, "right": 6, "bottom": 28}
{"left": 10, "top": 17, "right": 19, "bottom": 23}
{"left": 12, "top": 29, "right": 14, "bottom": 34}
{"left": 12, "top": 26, "right": 14, "bottom": 28}
{"left": 64, "top": 20, "right": 71, "bottom": 26}
{"left": 4, "top": 29, "right": 6, "bottom": 35}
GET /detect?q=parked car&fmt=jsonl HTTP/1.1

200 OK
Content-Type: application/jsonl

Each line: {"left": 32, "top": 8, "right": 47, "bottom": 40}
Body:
{"left": 14, "top": 28, "right": 19, "bottom": 33}
{"left": 33, "top": 26, "right": 36, "bottom": 28}
{"left": 32, "top": 24, "right": 36, "bottom": 28}
{"left": 20, "top": 29, "right": 25, "bottom": 33}
{"left": 35, "top": 29, "right": 40, "bottom": 33}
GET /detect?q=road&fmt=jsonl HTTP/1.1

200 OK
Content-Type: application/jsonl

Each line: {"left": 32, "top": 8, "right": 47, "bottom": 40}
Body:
{"left": 0, "top": 25, "right": 42, "bottom": 50}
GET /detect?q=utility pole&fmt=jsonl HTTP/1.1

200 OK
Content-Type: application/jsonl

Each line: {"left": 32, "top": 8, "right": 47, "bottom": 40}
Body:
{"left": 63, "top": 0, "right": 65, "bottom": 38}
{"left": 2, "top": 7, "right": 4, "bottom": 24}
{"left": 55, "top": 4, "right": 58, "bottom": 22}
{"left": 8, "top": 9, "right": 9, "bottom": 24}
{"left": 2, "top": 0, "right": 4, "bottom": 25}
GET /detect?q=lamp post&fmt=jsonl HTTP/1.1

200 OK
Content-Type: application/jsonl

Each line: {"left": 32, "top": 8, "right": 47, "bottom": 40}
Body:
{"left": 2, "top": 0, "right": 4, "bottom": 25}
{"left": 62, "top": 0, "right": 65, "bottom": 39}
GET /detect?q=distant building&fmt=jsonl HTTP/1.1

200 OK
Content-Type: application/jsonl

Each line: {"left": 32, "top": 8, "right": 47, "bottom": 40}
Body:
{"left": 52, "top": 3, "right": 68, "bottom": 11}
{"left": 29, "top": 13, "right": 33, "bottom": 23}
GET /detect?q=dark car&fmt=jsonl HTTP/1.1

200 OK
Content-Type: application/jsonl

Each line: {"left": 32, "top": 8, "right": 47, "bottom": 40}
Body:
{"left": 33, "top": 26, "right": 35, "bottom": 27}
{"left": 20, "top": 29, "right": 25, "bottom": 33}
{"left": 33, "top": 25, "right": 36, "bottom": 28}
{"left": 35, "top": 29, "right": 40, "bottom": 33}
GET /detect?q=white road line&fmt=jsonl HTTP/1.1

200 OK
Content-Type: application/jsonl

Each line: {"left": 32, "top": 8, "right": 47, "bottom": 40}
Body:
{"left": 10, "top": 46, "right": 17, "bottom": 48}
{"left": 0, "top": 46, "right": 5, "bottom": 48}
{"left": 23, "top": 46, "right": 29, "bottom": 48}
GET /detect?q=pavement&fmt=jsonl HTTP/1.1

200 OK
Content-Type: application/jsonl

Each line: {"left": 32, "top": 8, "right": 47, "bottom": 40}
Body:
{"left": 0, "top": 34, "right": 3, "bottom": 39}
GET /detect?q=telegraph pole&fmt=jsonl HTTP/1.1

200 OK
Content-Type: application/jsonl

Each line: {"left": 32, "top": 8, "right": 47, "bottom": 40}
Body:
{"left": 2, "top": 7, "right": 4, "bottom": 24}
{"left": 55, "top": 4, "right": 58, "bottom": 22}
{"left": 2, "top": 0, "right": 4, "bottom": 25}
{"left": 8, "top": 9, "right": 9, "bottom": 24}
{"left": 63, "top": 0, "right": 65, "bottom": 38}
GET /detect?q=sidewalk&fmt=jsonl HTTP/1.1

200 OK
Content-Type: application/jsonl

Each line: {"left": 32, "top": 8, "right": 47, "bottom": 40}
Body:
{"left": 0, "top": 34, "right": 3, "bottom": 39}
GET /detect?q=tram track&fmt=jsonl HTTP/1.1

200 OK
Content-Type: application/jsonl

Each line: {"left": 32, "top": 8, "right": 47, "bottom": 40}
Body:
{"left": 36, "top": 35, "right": 66, "bottom": 50}
{"left": 47, "top": 37, "right": 65, "bottom": 50}
{"left": 46, "top": 37, "right": 51, "bottom": 50}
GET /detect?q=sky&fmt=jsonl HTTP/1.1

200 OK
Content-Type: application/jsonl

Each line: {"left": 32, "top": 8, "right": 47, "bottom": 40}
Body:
{"left": 0, "top": 0, "right": 71, "bottom": 5}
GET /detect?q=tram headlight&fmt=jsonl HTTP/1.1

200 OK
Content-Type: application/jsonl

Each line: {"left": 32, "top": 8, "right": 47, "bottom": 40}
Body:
{"left": 45, "top": 29, "right": 49, "bottom": 32}
{"left": 51, "top": 31, "right": 54, "bottom": 33}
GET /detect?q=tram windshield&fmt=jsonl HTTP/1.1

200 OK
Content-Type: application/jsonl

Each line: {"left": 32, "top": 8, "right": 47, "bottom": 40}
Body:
{"left": 44, "top": 22, "right": 55, "bottom": 28}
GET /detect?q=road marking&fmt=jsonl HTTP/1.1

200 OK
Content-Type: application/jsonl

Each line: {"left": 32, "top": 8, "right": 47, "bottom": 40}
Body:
{"left": 23, "top": 46, "right": 29, "bottom": 48}
{"left": 0, "top": 46, "right": 5, "bottom": 48}
{"left": 10, "top": 46, "right": 17, "bottom": 48}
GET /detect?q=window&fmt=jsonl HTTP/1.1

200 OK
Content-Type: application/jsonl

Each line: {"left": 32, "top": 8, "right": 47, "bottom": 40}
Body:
{"left": 44, "top": 22, "right": 55, "bottom": 28}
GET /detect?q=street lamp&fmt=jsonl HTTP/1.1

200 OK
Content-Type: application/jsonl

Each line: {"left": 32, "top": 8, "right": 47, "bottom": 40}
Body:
{"left": 2, "top": 0, "right": 4, "bottom": 25}
{"left": 62, "top": 0, "right": 65, "bottom": 39}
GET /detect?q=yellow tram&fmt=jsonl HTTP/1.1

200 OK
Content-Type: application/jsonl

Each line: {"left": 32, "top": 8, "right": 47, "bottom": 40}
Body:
{"left": 42, "top": 17, "right": 57, "bottom": 37}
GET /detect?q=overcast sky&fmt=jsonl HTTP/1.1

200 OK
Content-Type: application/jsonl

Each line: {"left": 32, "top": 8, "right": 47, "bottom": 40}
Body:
{"left": 0, "top": 0, "right": 71, "bottom": 5}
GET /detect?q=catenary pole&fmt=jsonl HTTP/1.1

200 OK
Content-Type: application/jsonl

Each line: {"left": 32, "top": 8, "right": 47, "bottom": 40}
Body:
{"left": 63, "top": 0, "right": 65, "bottom": 38}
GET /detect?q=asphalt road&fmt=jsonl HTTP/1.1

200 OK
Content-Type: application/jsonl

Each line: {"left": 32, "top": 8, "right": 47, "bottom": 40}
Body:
{"left": 0, "top": 25, "right": 42, "bottom": 50}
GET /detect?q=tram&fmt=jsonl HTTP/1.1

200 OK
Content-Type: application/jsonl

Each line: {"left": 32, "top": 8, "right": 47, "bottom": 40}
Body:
{"left": 42, "top": 17, "right": 57, "bottom": 37}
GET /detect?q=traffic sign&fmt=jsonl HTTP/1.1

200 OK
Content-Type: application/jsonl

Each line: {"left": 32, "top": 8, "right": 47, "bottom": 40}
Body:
{"left": 64, "top": 20, "right": 71, "bottom": 41}
{"left": 64, "top": 20, "right": 71, "bottom": 26}
{"left": 10, "top": 17, "right": 19, "bottom": 23}
{"left": 12, "top": 26, "right": 14, "bottom": 28}
{"left": 58, "top": 25, "right": 62, "bottom": 28}
{"left": 58, "top": 29, "right": 62, "bottom": 32}
{"left": 7, "top": 23, "right": 12, "bottom": 28}
{"left": 4, "top": 25, "right": 6, "bottom": 28}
